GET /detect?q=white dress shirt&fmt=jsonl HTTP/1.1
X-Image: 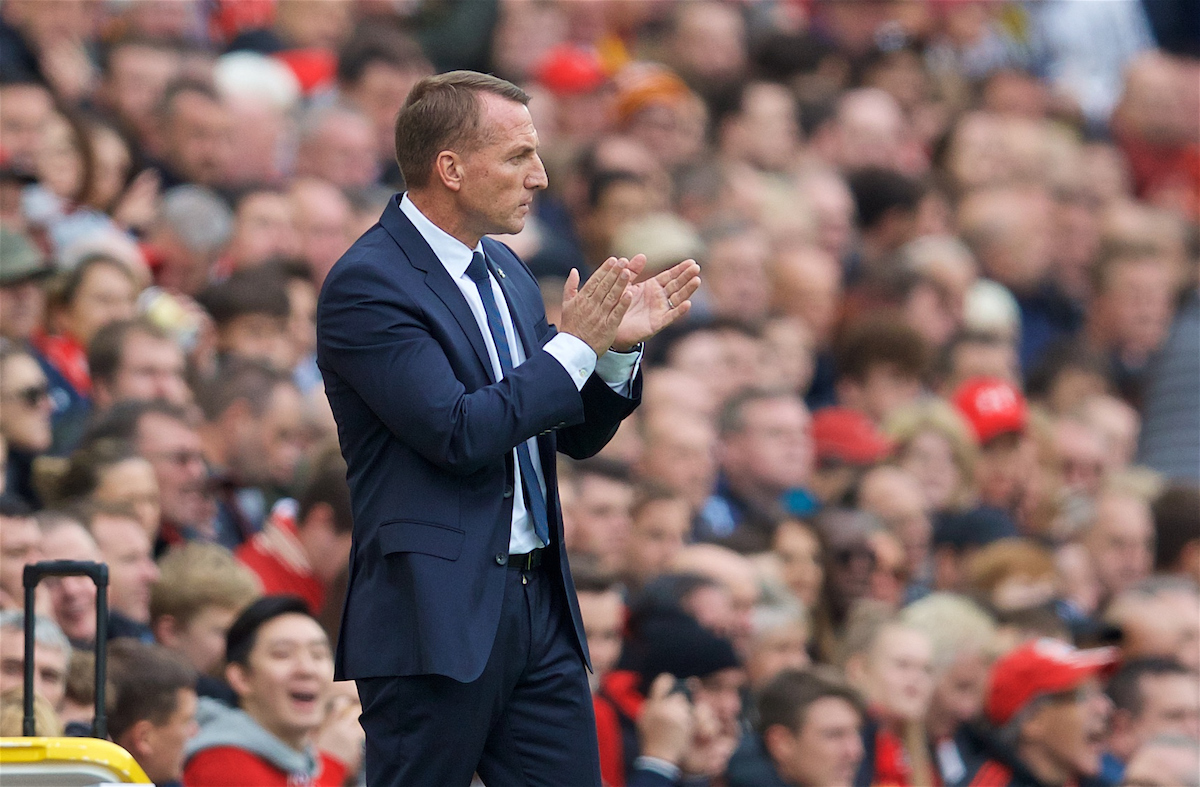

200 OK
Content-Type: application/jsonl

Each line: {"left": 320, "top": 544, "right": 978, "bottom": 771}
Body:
{"left": 400, "top": 194, "right": 640, "bottom": 553}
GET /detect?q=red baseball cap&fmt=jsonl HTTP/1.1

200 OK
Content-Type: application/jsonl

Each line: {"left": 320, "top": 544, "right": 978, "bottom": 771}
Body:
{"left": 986, "top": 638, "right": 1120, "bottom": 727}
{"left": 952, "top": 376, "right": 1027, "bottom": 445}
{"left": 534, "top": 44, "right": 608, "bottom": 96}
{"left": 812, "top": 407, "right": 893, "bottom": 466}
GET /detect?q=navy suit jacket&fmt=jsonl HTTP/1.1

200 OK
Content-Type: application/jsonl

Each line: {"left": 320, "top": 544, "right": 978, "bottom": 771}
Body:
{"left": 317, "top": 197, "right": 640, "bottom": 683}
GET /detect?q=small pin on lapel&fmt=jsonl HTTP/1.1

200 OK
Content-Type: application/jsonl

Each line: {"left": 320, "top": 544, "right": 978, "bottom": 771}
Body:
{"left": 496, "top": 267, "right": 506, "bottom": 278}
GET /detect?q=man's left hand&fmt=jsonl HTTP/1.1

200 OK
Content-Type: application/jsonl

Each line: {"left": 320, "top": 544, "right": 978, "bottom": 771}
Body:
{"left": 611, "top": 256, "right": 701, "bottom": 352}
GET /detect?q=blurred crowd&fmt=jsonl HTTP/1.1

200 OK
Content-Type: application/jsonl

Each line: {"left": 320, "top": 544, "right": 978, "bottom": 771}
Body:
{"left": 0, "top": 0, "right": 1198, "bottom": 786}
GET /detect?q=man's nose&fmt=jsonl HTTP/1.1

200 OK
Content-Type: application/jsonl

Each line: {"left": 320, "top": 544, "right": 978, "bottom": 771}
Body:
{"left": 528, "top": 156, "right": 548, "bottom": 190}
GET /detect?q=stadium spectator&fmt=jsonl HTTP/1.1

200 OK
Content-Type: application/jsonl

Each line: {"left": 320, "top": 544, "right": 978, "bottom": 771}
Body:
{"left": 0, "top": 343, "right": 53, "bottom": 507}
{"left": 698, "top": 390, "right": 814, "bottom": 550}
{"left": 0, "top": 610, "right": 70, "bottom": 710}
{"left": 730, "top": 667, "right": 865, "bottom": 787}
{"left": 965, "top": 639, "right": 1117, "bottom": 787}
{"left": 37, "top": 512, "right": 101, "bottom": 645}
{"left": 0, "top": 494, "right": 41, "bottom": 610}
{"left": 108, "top": 639, "right": 199, "bottom": 786}
{"left": 1103, "top": 657, "right": 1200, "bottom": 782}
{"left": 182, "top": 595, "right": 361, "bottom": 786}
{"left": 150, "top": 542, "right": 261, "bottom": 688}
{"left": 88, "top": 318, "right": 191, "bottom": 412}
{"left": 77, "top": 501, "right": 159, "bottom": 641}
{"left": 236, "top": 448, "right": 351, "bottom": 615}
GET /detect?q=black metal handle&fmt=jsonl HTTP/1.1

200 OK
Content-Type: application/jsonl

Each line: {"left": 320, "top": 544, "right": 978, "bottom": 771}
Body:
{"left": 23, "top": 561, "right": 109, "bottom": 739}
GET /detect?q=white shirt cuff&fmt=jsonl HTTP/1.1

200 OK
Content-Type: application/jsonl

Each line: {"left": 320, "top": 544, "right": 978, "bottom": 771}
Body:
{"left": 595, "top": 344, "right": 642, "bottom": 396}
{"left": 544, "top": 332, "right": 596, "bottom": 391}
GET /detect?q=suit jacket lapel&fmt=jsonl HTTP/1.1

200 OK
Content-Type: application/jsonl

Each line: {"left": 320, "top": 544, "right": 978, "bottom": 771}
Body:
{"left": 378, "top": 198, "right": 496, "bottom": 383}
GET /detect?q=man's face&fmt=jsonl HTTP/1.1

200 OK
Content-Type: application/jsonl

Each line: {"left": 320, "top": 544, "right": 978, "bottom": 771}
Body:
{"left": 864, "top": 626, "right": 935, "bottom": 722}
{"left": 40, "top": 525, "right": 101, "bottom": 643}
{"left": 774, "top": 696, "right": 864, "bottom": 787}
{"left": 1120, "top": 592, "right": 1200, "bottom": 672}
{"left": 347, "top": 61, "right": 429, "bottom": 158}
{"left": 0, "top": 281, "right": 46, "bottom": 341}
{"left": 1025, "top": 679, "right": 1112, "bottom": 779}
{"left": 624, "top": 498, "right": 690, "bottom": 585}
{"left": 1100, "top": 259, "right": 1174, "bottom": 358}
{"left": 0, "top": 354, "right": 53, "bottom": 453}
{"left": 1129, "top": 672, "right": 1200, "bottom": 746}
{"left": 859, "top": 470, "right": 931, "bottom": 580}
{"left": 92, "top": 514, "right": 160, "bottom": 624}
{"left": 704, "top": 230, "right": 772, "bottom": 321}
{"left": 105, "top": 331, "right": 190, "bottom": 408}
{"left": 135, "top": 687, "right": 198, "bottom": 784}
{"left": 165, "top": 90, "right": 232, "bottom": 187}
{"left": 694, "top": 666, "right": 746, "bottom": 733}
{"left": 220, "top": 314, "right": 292, "bottom": 371}
{"left": 290, "top": 180, "right": 353, "bottom": 285}
{"left": 260, "top": 384, "right": 307, "bottom": 488}
{"left": 227, "top": 613, "right": 334, "bottom": 744}
{"left": 1086, "top": 492, "right": 1153, "bottom": 599}
{"left": 0, "top": 628, "right": 68, "bottom": 708}
{"left": 0, "top": 514, "right": 41, "bottom": 606}
{"left": 229, "top": 192, "right": 298, "bottom": 268}
{"left": 0, "top": 83, "right": 54, "bottom": 170}
{"left": 165, "top": 605, "right": 240, "bottom": 678}
{"left": 976, "top": 432, "right": 1032, "bottom": 510}
{"left": 569, "top": 475, "right": 634, "bottom": 573}
{"left": 454, "top": 93, "right": 548, "bottom": 241}
{"left": 722, "top": 396, "right": 813, "bottom": 495}
{"left": 104, "top": 44, "right": 181, "bottom": 129}
{"left": 858, "top": 363, "right": 922, "bottom": 425}
{"left": 137, "top": 412, "right": 213, "bottom": 530}
{"left": 577, "top": 589, "right": 623, "bottom": 687}
{"left": 746, "top": 623, "right": 810, "bottom": 690}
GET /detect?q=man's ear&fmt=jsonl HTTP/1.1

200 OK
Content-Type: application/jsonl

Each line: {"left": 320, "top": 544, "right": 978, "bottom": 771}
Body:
{"left": 435, "top": 150, "right": 463, "bottom": 192}
{"left": 153, "top": 615, "right": 179, "bottom": 649}
{"left": 119, "top": 718, "right": 155, "bottom": 760}
{"left": 226, "top": 661, "right": 252, "bottom": 697}
{"left": 762, "top": 723, "right": 796, "bottom": 768}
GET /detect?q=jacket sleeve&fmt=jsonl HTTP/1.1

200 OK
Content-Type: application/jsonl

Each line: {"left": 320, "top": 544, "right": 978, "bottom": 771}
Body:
{"left": 318, "top": 260, "right": 586, "bottom": 475}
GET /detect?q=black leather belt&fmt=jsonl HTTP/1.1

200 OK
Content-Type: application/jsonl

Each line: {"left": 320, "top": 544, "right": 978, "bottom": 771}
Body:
{"left": 507, "top": 548, "right": 545, "bottom": 571}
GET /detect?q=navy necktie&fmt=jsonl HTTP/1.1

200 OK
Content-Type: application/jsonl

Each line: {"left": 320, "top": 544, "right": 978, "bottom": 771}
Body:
{"left": 466, "top": 251, "right": 550, "bottom": 547}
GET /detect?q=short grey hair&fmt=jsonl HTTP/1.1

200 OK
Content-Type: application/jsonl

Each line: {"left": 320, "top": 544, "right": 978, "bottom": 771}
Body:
{"left": 0, "top": 611, "right": 72, "bottom": 655}
{"left": 157, "top": 185, "right": 234, "bottom": 260}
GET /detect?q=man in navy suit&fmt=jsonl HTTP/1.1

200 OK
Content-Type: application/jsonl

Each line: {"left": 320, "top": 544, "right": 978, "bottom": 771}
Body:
{"left": 316, "top": 70, "right": 701, "bottom": 786}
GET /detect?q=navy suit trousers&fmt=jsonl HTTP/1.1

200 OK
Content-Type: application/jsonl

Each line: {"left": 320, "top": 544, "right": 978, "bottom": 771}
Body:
{"left": 355, "top": 563, "right": 602, "bottom": 787}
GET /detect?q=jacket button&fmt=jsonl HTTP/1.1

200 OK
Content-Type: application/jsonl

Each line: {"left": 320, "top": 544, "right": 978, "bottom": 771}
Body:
{"left": 495, "top": 553, "right": 508, "bottom": 566}
{"left": 503, "top": 485, "right": 514, "bottom": 499}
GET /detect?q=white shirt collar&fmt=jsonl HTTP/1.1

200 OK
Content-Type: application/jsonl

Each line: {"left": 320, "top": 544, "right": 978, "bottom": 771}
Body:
{"left": 399, "top": 192, "right": 483, "bottom": 280}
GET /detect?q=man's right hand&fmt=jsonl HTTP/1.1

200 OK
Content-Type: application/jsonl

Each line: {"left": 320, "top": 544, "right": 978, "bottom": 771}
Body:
{"left": 559, "top": 256, "right": 634, "bottom": 356}
{"left": 637, "top": 673, "right": 694, "bottom": 766}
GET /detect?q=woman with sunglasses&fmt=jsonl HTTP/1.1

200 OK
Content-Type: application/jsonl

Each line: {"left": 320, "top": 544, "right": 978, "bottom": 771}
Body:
{"left": 0, "top": 341, "right": 54, "bottom": 507}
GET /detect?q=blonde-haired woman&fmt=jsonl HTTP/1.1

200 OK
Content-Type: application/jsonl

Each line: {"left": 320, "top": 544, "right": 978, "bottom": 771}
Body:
{"left": 885, "top": 399, "right": 979, "bottom": 514}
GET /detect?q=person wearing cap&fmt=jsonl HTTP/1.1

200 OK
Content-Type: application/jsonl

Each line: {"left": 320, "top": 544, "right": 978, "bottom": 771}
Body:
{"left": 952, "top": 376, "right": 1033, "bottom": 520}
{"left": 598, "top": 608, "right": 745, "bottom": 786}
{"left": 809, "top": 406, "right": 894, "bottom": 507}
{"left": 962, "top": 638, "right": 1117, "bottom": 787}
{"left": 0, "top": 226, "right": 53, "bottom": 345}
